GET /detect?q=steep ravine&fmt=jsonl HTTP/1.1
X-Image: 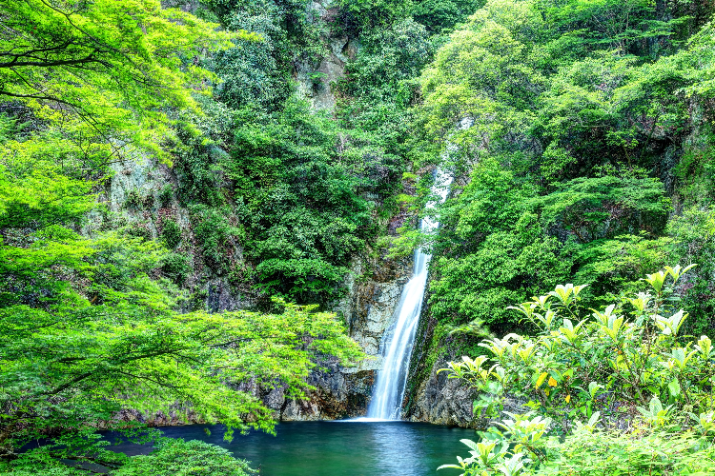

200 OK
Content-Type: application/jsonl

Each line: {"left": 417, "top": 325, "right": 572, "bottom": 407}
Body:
{"left": 100, "top": 139, "right": 476, "bottom": 427}
{"left": 262, "top": 257, "right": 478, "bottom": 427}
{"left": 98, "top": 0, "right": 476, "bottom": 428}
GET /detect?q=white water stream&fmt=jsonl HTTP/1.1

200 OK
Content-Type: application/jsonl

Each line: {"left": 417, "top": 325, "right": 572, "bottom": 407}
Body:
{"left": 365, "top": 169, "right": 453, "bottom": 420}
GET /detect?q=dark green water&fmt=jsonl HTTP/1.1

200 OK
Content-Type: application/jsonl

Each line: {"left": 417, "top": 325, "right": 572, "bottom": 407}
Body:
{"left": 111, "top": 421, "right": 473, "bottom": 476}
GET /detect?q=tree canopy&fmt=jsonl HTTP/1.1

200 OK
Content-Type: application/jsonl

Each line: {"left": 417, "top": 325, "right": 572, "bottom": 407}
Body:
{"left": 0, "top": 1, "right": 362, "bottom": 474}
{"left": 410, "top": 0, "right": 715, "bottom": 337}
{"left": 0, "top": 0, "right": 256, "bottom": 162}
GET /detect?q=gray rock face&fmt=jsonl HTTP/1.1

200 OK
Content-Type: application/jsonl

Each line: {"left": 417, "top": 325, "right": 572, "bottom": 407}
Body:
{"left": 405, "top": 356, "right": 526, "bottom": 429}
{"left": 294, "top": 0, "right": 360, "bottom": 111}
{"left": 274, "top": 257, "right": 412, "bottom": 420}
{"left": 278, "top": 361, "right": 376, "bottom": 421}
{"left": 101, "top": 154, "right": 254, "bottom": 314}
{"left": 354, "top": 281, "right": 405, "bottom": 356}
{"left": 107, "top": 153, "right": 164, "bottom": 216}
{"left": 407, "top": 357, "right": 483, "bottom": 429}
{"left": 295, "top": 44, "right": 345, "bottom": 111}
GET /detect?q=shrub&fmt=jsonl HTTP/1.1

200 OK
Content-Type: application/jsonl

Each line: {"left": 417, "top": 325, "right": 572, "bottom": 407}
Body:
{"left": 111, "top": 438, "right": 254, "bottom": 476}
{"left": 440, "top": 264, "right": 715, "bottom": 476}
{"left": 336, "top": 0, "right": 413, "bottom": 32}
{"left": 190, "top": 205, "right": 243, "bottom": 271}
{"left": 254, "top": 258, "right": 349, "bottom": 302}
{"left": 124, "top": 190, "right": 144, "bottom": 209}
{"left": 160, "top": 218, "right": 182, "bottom": 249}
{"left": 158, "top": 184, "right": 174, "bottom": 208}
{"left": 441, "top": 419, "right": 715, "bottom": 476}
{"left": 161, "top": 252, "right": 192, "bottom": 285}
{"left": 412, "top": 0, "right": 485, "bottom": 33}
{"left": 126, "top": 222, "right": 152, "bottom": 241}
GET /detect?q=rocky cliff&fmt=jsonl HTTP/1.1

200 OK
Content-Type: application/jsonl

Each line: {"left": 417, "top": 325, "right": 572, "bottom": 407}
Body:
{"left": 270, "top": 257, "right": 412, "bottom": 421}
{"left": 102, "top": 0, "right": 476, "bottom": 429}
{"left": 267, "top": 272, "right": 478, "bottom": 426}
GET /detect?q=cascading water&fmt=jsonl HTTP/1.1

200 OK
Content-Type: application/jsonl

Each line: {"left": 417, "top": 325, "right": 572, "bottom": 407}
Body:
{"left": 366, "top": 168, "right": 453, "bottom": 420}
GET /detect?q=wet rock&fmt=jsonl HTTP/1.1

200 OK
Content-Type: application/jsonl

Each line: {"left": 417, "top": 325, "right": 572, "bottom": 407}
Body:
{"left": 278, "top": 256, "right": 412, "bottom": 419}
{"left": 407, "top": 357, "right": 484, "bottom": 429}
{"left": 279, "top": 364, "right": 376, "bottom": 421}
{"left": 406, "top": 355, "right": 527, "bottom": 429}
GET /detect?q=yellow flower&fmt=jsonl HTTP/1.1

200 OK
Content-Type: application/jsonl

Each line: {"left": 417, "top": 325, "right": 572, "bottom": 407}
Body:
{"left": 548, "top": 376, "right": 558, "bottom": 387}
{"left": 565, "top": 394, "right": 571, "bottom": 403}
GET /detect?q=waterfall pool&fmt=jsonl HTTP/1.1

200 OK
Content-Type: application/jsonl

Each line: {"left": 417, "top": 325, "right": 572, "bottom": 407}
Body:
{"left": 107, "top": 421, "right": 473, "bottom": 476}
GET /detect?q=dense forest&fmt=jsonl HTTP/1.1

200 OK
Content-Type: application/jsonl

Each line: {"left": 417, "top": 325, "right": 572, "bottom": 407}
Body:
{"left": 2, "top": 0, "right": 715, "bottom": 474}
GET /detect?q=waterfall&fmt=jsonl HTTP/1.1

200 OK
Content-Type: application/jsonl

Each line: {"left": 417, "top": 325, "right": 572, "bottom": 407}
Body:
{"left": 366, "top": 168, "right": 453, "bottom": 420}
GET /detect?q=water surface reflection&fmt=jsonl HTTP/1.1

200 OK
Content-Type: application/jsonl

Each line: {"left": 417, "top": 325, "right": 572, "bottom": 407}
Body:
{"left": 110, "top": 421, "right": 473, "bottom": 476}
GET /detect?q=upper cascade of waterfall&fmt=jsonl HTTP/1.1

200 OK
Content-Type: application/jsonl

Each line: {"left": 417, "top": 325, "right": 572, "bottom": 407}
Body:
{"left": 365, "top": 168, "right": 453, "bottom": 420}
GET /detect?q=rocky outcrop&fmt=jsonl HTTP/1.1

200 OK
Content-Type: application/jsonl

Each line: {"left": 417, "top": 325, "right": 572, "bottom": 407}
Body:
{"left": 295, "top": 0, "right": 359, "bottom": 111}
{"left": 268, "top": 360, "right": 376, "bottom": 421}
{"left": 274, "top": 257, "right": 412, "bottom": 420}
{"left": 407, "top": 357, "right": 483, "bottom": 429}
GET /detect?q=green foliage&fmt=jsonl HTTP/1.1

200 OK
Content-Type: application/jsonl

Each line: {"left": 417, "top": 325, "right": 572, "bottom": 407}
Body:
{"left": 536, "top": 429, "right": 715, "bottom": 476}
{"left": 187, "top": 0, "right": 476, "bottom": 302}
{"left": 0, "top": 174, "right": 361, "bottom": 455}
{"left": 204, "top": 0, "right": 327, "bottom": 110}
{"left": 337, "top": 16, "right": 435, "bottom": 171}
{"left": 665, "top": 208, "right": 715, "bottom": 335}
{"left": 158, "top": 184, "right": 175, "bottom": 208}
{"left": 413, "top": 0, "right": 486, "bottom": 33}
{"left": 0, "top": 0, "right": 248, "bottom": 164}
{"left": 213, "top": 1, "right": 286, "bottom": 109}
{"left": 341, "top": 18, "right": 434, "bottom": 103}
{"left": 190, "top": 204, "right": 244, "bottom": 272}
{"left": 414, "top": 0, "right": 715, "bottom": 334}
{"left": 442, "top": 419, "right": 715, "bottom": 476}
{"left": 336, "top": 0, "right": 486, "bottom": 36}
{"left": 336, "top": 0, "right": 415, "bottom": 32}
{"left": 160, "top": 218, "right": 183, "bottom": 249}
{"left": 162, "top": 252, "right": 192, "bottom": 284}
{"left": 125, "top": 190, "right": 145, "bottom": 210}
{"left": 225, "top": 99, "right": 380, "bottom": 301}
{"left": 449, "top": 266, "right": 711, "bottom": 420}
{"left": 111, "top": 439, "right": 254, "bottom": 476}
{"left": 126, "top": 221, "right": 153, "bottom": 241}
{"left": 172, "top": 97, "right": 236, "bottom": 206}
{"left": 440, "top": 265, "right": 715, "bottom": 476}
{"left": 0, "top": 95, "right": 363, "bottom": 472}
{"left": 0, "top": 218, "right": 363, "bottom": 461}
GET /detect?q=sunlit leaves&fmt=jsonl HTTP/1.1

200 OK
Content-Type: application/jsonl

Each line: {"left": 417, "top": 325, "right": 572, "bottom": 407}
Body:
{"left": 0, "top": 0, "right": 243, "bottom": 162}
{"left": 637, "top": 396, "right": 675, "bottom": 428}
{"left": 694, "top": 335, "right": 713, "bottom": 359}
{"left": 653, "top": 310, "right": 688, "bottom": 337}
{"left": 441, "top": 265, "right": 715, "bottom": 475}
